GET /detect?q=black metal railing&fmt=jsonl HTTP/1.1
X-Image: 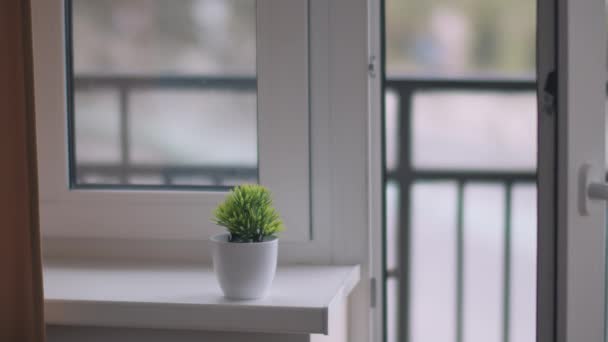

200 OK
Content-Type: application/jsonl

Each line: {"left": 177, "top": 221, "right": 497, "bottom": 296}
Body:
{"left": 75, "top": 163, "right": 257, "bottom": 187}
{"left": 384, "top": 77, "right": 537, "bottom": 342}
{"left": 71, "top": 75, "right": 257, "bottom": 189}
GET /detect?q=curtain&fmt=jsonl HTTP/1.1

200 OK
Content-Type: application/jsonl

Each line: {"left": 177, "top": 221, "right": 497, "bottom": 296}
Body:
{"left": 0, "top": 0, "right": 45, "bottom": 341}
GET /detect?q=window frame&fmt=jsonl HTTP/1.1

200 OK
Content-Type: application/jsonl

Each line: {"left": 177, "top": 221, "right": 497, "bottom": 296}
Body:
{"left": 34, "top": 0, "right": 377, "bottom": 341}
{"left": 33, "top": 0, "right": 312, "bottom": 243}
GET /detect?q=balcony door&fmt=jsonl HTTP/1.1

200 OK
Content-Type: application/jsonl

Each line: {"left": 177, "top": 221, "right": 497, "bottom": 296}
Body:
{"left": 383, "top": 0, "right": 607, "bottom": 340}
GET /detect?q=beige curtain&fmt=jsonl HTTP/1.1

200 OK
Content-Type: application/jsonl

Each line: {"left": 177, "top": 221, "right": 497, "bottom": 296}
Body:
{"left": 0, "top": 0, "right": 45, "bottom": 341}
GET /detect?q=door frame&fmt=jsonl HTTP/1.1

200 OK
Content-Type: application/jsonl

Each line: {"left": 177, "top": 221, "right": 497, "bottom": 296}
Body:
{"left": 536, "top": 0, "right": 558, "bottom": 340}
{"left": 538, "top": 0, "right": 608, "bottom": 341}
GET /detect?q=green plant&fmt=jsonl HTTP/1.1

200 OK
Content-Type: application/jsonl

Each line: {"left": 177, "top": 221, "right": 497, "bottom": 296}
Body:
{"left": 212, "top": 184, "right": 285, "bottom": 242}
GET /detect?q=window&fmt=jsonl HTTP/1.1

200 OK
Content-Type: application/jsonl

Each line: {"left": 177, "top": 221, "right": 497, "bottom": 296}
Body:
{"left": 68, "top": 0, "right": 258, "bottom": 189}
{"left": 34, "top": 0, "right": 313, "bottom": 242}
{"left": 383, "top": 0, "right": 537, "bottom": 342}
{"left": 32, "top": 0, "right": 373, "bottom": 338}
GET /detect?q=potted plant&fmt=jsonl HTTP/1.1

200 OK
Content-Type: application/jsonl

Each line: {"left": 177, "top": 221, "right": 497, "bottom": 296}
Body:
{"left": 210, "top": 184, "right": 284, "bottom": 299}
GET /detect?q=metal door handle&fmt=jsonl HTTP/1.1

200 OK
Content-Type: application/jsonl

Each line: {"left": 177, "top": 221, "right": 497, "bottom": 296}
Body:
{"left": 580, "top": 164, "right": 608, "bottom": 215}
{"left": 588, "top": 182, "right": 608, "bottom": 200}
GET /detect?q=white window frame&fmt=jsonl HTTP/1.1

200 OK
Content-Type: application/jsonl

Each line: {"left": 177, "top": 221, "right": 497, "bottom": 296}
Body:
{"left": 34, "top": 0, "right": 376, "bottom": 341}
{"left": 33, "top": 0, "right": 375, "bottom": 302}
{"left": 32, "top": 0, "right": 312, "bottom": 243}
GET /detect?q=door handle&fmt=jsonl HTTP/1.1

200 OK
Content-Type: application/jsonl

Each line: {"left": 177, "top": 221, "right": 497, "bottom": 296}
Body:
{"left": 580, "top": 163, "right": 608, "bottom": 215}
{"left": 588, "top": 182, "right": 608, "bottom": 200}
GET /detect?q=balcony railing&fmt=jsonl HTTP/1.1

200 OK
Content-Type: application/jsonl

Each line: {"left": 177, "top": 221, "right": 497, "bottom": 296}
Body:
{"left": 385, "top": 77, "right": 537, "bottom": 342}
{"left": 72, "top": 74, "right": 538, "bottom": 341}
{"left": 71, "top": 75, "right": 257, "bottom": 189}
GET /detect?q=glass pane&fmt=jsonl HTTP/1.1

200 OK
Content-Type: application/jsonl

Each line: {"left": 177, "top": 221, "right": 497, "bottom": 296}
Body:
{"left": 385, "top": 90, "right": 400, "bottom": 171}
{"left": 409, "top": 181, "right": 457, "bottom": 342}
{"left": 463, "top": 183, "right": 505, "bottom": 342}
{"left": 510, "top": 184, "right": 537, "bottom": 342}
{"left": 412, "top": 91, "right": 537, "bottom": 171}
{"left": 385, "top": 0, "right": 536, "bottom": 77}
{"left": 129, "top": 90, "right": 257, "bottom": 185}
{"left": 69, "top": 0, "right": 257, "bottom": 188}
{"left": 72, "top": 0, "right": 255, "bottom": 75}
{"left": 74, "top": 89, "right": 120, "bottom": 164}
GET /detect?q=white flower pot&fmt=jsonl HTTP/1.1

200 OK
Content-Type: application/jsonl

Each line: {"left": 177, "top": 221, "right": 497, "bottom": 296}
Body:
{"left": 210, "top": 233, "right": 278, "bottom": 300}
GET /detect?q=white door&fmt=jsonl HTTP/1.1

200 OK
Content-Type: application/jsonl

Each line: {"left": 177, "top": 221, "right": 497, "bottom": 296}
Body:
{"left": 537, "top": 0, "right": 607, "bottom": 341}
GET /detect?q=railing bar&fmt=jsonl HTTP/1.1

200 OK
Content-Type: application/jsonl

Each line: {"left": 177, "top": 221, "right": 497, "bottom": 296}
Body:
{"left": 385, "top": 78, "right": 535, "bottom": 91}
{"left": 118, "top": 87, "right": 129, "bottom": 184}
{"left": 75, "top": 75, "right": 533, "bottom": 87}
{"left": 398, "top": 181, "right": 412, "bottom": 342}
{"left": 503, "top": 182, "right": 513, "bottom": 342}
{"left": 212, "top": 175, "right": 223, "bottom": 187}
{"left": 74, "top": 75, "right": 257, "bottom": 91}
{"left": 75, "top": 76, "right": 537, "bottom": 93}
{"left": 73, "top": 183, "right": 235, "bottom": 192}
{"left": 383, "top": 78, "right": 539, "bottom": 342}
{"left": 456, "top": 181, "right": 465, "bottom": 342}
{"left": 76, "top": 165, "right": 258, "bottom": 177}
{"left": 162, "top": 171, "right": 172, "bottom": 186}
{"left": 396, "top": 87, "right": 413, "bottom": 342}
{"left": 385, "top": 269, "right": 400, "bottom": 278}
{"left": 387, "top": 74, "right": 535, "bottom": 83}
{"left": 386, "top": 170, "right": 536, "bottom": 182}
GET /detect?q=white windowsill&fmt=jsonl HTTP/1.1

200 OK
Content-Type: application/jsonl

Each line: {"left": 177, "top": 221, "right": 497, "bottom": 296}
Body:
{"left": 43, "top": 260, "right": 360, "bottom": 335}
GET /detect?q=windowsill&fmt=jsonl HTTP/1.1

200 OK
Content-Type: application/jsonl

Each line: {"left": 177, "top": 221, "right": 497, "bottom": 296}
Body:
{"left": 43, "top": 259, "right": 360, "bottom": 335}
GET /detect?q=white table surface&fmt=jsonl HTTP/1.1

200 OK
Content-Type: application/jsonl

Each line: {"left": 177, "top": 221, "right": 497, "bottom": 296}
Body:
{"left": 44, "top": 260, "right": 360, "bottom": 335}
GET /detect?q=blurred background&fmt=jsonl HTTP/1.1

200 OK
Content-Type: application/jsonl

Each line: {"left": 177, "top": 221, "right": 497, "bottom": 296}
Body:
{"left": 70, "top": 0, "right": 257, "bottom": 187}
{"left": 384, "top": 0, "right": 537, "bottom": 342}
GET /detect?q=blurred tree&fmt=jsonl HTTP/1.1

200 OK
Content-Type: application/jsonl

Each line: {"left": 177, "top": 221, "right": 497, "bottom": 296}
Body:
{"left": 72, "top": 0, "right": 256, "bottom": 75}
{"left": 386, "top": 0, "right": 536, "bottom": 77}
